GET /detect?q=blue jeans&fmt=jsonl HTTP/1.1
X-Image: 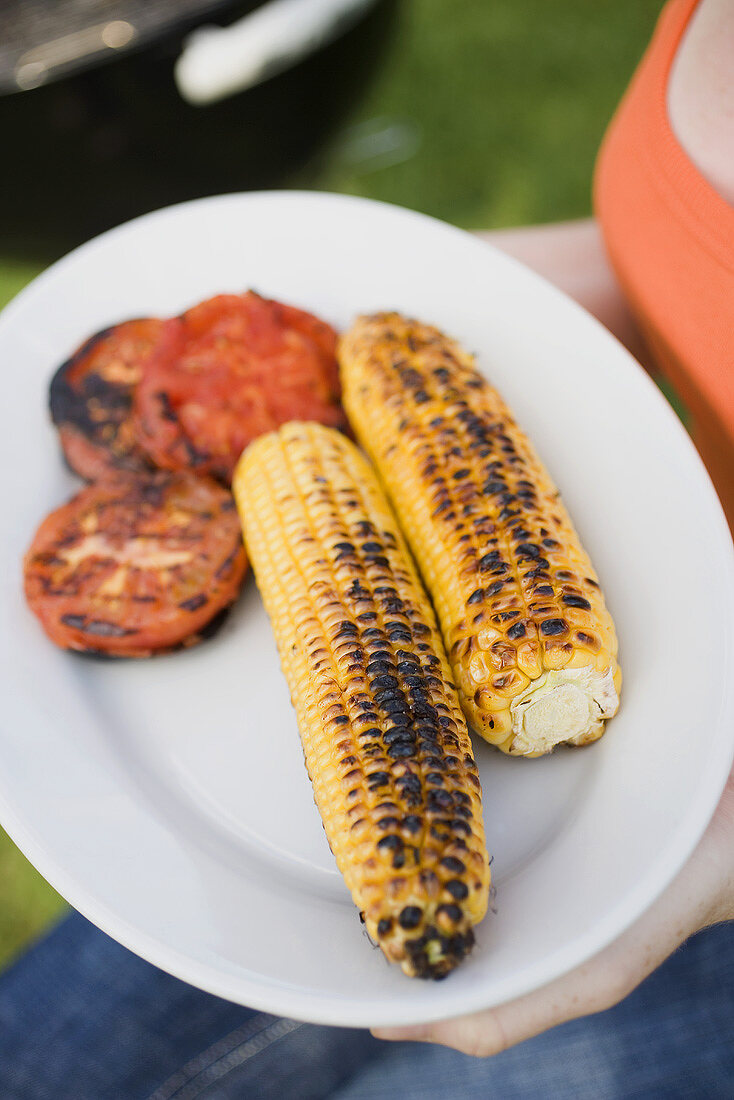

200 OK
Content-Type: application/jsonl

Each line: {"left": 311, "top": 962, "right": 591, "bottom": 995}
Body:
{"left": 0, "top": 913, "right": 731, "bottom": 1099}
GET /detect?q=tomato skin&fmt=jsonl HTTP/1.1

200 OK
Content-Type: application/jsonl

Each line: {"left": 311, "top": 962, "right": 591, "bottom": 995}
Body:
{"left": 134, "top": 292, "right": 347, "bottom": 482}
{"left": 49, "top": 319, "right": 165, "bottom": 480}
{"left": 24, "top": 473, "right": 247, "bottom": 657}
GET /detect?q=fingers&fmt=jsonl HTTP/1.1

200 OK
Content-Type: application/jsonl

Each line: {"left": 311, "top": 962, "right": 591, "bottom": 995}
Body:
{"left": 372, "top": 1011, "right": 509, "bottom": 1058}
{"left": 372, "top": 954, "right": 639, "bottom": 1058}
{"left": 372, "top": 948, "right": 654, "bottom": 1057}
{"left": 374, "top": 782, "right": 734, "bottom": 1056}
{"left": 373, "top": 898, "right": 690, "bottom": 1055}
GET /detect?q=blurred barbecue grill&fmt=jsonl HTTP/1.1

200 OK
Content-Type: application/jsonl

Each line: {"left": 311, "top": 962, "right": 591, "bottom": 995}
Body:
{"left": 0, "top": 0, "right": 394, "bottom": 257}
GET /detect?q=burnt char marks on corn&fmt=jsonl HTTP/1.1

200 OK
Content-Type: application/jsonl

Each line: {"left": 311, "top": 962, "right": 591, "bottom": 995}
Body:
{"left": 323, "top": 453, "right": 485, "bottom": 972}
{"left": 340, "top": 314, "right": 620, "bottom": 754}
{"left": 234, "top": 423, "right": 489, "bottom": 979}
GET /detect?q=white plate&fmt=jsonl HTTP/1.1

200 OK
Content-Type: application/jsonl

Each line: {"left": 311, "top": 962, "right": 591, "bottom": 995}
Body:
{"left": 1, "top": 192, "right": 733, "bottom": 1028}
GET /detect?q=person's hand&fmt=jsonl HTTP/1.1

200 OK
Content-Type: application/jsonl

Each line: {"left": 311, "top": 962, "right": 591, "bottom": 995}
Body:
{"left": 372, "top": 765, "right": 734, "bottom": 1058}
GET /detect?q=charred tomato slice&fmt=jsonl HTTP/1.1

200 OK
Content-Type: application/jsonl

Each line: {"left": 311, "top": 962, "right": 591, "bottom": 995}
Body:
{"left": 133, "top": 292, "right": 347, "bottom": 482}
{"left": 24, "top": 473, "right": 247, "bottom": 657}
{"left": 49, "top": 318, "right": 165, "bottom": 480}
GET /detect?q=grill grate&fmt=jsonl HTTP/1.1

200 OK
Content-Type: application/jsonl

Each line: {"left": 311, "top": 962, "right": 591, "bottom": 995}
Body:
{"left": 0, "top": 0, "right": 237, "bottom": 91}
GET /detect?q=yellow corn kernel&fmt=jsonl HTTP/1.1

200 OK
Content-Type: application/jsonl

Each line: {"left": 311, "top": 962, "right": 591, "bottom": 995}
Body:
{"left": 233, "top": 422, "right": 490, "bottom": 977}
{"left": 340, "top": 313, "right": 621, "bottom": 756}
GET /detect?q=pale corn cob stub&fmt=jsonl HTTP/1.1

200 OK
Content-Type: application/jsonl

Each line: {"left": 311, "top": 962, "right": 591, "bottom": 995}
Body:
{"left": 340, "top": 313, "right": 621, "bottom": 757}
{"left": 233, "top": 422, "right": 490, "bottom": 978}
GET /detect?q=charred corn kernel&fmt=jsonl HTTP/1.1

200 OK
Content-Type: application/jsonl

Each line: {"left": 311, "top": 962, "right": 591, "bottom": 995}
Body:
{"left": 340, "top": 313, "right": 621, "bottom": 757}
{"left": 233, "top": 422, "right": 490, "bottom": 979}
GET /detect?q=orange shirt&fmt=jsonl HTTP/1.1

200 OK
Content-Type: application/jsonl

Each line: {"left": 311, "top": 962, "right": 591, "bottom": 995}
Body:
{"left": 594, "top": 0, "right": 734, "bottom": 525}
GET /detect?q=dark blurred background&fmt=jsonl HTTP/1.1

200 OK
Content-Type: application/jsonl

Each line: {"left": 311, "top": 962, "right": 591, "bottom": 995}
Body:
{"left": 0, "top": 0, "right": 665, "bottom": 968}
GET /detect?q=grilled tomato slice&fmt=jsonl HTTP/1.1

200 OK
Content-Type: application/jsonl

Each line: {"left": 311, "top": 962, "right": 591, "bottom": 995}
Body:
{"left": 49, "top": 318, "right": 165, "bottom": 480}
{"left": 134, "top": 291, "right": 347, "bottom": 482}
{"left": 23, "top": 473, "right": 247, "bottom": 656}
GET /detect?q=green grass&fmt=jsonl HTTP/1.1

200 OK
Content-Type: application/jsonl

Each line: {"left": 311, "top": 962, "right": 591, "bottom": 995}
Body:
{"left": 304, "top": 0, "right": 665, "bottom": 228}
{"left": 0, "top": 263, "right": 67, "bottom": 971}
{"left": 0, "top": 835, "right": 66, "bottom": 971}
{"left": 0, "top": 262, "right": 44, "bottom": 313}
{"left": 0, "top": 0, "right": 665, "bottom": 971}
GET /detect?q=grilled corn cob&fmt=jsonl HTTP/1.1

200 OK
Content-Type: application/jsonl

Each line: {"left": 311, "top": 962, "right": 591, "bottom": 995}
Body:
{"left": 233, "top": 422, "right": 490, "bottom": 978}
{"left": 340, "top": 313, "right": 621, "bottom": 757}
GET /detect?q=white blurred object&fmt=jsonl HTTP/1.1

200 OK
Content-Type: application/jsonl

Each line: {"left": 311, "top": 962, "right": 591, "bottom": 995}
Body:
{"left": 175, "top": 0, "right": 378, "bottom": 105}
